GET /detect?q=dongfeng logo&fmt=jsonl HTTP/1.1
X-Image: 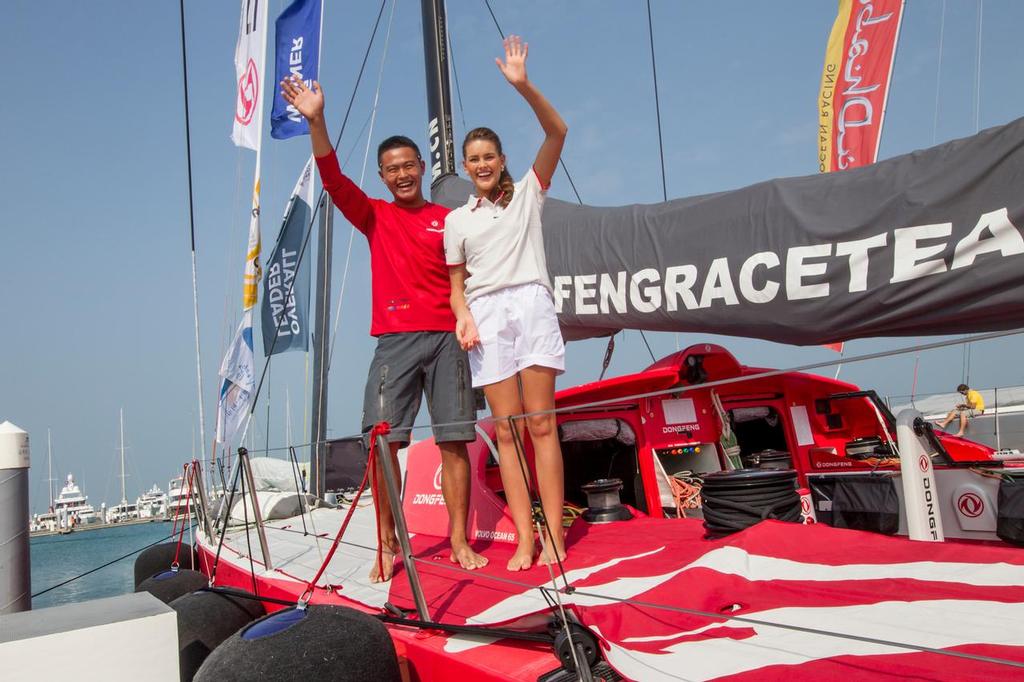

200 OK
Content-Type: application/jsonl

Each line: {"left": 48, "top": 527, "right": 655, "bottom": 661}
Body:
{"left": 957, "top": 492, "right": 984, "bottom": 518}
{"left": 236, "top": 58, "right": 260, "bottom": 125}
{"left": 433, "top": 464, "right": 443, "bottom": 491}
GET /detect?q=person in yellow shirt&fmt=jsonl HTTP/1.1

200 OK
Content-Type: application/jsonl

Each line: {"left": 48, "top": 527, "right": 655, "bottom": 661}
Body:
{"left": 936, "top": 383, "right": 985, "bottom": 437}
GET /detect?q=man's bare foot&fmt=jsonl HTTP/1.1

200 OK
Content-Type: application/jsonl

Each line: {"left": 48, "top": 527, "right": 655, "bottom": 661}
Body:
{"left": 955, "top": 432, "right": 965, "bottom": 438}
{"left": 369, "top": 538, "right": 399, "bottom": 583}
{"left": 450, "top": 540, "right": 488, "bottom": 570}
{"left": 537, "top": 542, "right": 567, "bottom": 567}
{"left": 507, "top": 542, "right": 535, "bottom": 571}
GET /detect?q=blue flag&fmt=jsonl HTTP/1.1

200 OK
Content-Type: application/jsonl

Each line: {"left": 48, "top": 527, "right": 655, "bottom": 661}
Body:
{"left": 271, "top": 0, "right": 322, "bottom": 140}
{"left": 261, "top": 157, "right": 314, "bottom": 355}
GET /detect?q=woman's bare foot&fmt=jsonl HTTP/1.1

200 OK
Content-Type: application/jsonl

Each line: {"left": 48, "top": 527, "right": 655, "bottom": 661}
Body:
{"left": 537, "top": 542, "right": 567, "bottom": 567}
{"left": 507, "top": 541, "right": 535, "bottom": 571}
{"left": 369, "top": 538, "right": 399, "bottom": 583}
{"left": 450, "top": 540, "right": 489, "bottom": 570}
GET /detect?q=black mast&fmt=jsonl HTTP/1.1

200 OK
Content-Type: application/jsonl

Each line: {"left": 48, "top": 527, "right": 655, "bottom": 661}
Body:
{"left": 421, "top": 0, "right": 457, "bottom": 187}
{"left": 309, "top": 195, "right": 333, "bottom": 497}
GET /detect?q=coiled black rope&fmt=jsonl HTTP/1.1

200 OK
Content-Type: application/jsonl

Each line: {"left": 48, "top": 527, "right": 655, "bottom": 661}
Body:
{"left": 700, "top": 469, "right": 802, "bottom": 537}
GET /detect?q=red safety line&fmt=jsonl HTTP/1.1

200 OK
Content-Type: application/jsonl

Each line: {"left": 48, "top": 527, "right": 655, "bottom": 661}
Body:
{"left": 301, "top": 422, "right": 389, "bottom": 600}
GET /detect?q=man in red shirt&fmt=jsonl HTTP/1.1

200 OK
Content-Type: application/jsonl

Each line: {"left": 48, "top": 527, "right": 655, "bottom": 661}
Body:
{"left": 281, "top": 75, "right": 487, "bottom": 582}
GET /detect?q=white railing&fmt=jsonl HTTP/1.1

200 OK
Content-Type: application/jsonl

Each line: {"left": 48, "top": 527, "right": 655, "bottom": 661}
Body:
{"left": 886, "top": 384, "right": 1024, "bottom": 451}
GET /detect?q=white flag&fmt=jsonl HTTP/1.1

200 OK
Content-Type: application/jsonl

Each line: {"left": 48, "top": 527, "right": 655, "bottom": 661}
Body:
{"left": 295, "top": 154, "right": 316, "bottom": 213}
{"left": 215, "top": 310, "right": 256, "bottom": 445}
{"left": 232, "top": 0, "right": 269, "bottom": 150}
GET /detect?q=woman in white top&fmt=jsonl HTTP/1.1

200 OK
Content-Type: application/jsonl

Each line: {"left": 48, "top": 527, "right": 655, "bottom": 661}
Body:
{"left": 445, "top": 36, "right": 568, "bottom": 571}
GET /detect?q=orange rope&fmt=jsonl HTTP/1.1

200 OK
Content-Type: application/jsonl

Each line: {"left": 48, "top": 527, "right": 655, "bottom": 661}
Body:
{"left": 669, "top": 476, "right": 702, "bottom": 518}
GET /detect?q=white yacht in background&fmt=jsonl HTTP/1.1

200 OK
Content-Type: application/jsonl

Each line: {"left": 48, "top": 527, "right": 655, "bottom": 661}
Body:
{"left": 136, "top": 484, "right": 168, "bottom": 519}
{"left": 29, "top": 510, "right": 58, "bottom": 535}
{"left": 167, "top": 475, "right": 195, "bottom": 521}
{"left": 106, "top": 500, "right": 139, "bottom": 524}
{"left": 53, "top": 474, "right": 97, "bottom": 528}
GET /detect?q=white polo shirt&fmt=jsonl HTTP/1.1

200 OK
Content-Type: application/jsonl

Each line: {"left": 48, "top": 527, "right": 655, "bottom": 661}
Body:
{"left": 444, "top": 168, "right": 551, "bottom": 306}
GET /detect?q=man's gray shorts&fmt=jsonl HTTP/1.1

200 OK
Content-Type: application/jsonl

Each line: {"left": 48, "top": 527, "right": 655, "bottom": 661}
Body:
{"left": 362, "top": 331, "right": 477, "bottom": 447}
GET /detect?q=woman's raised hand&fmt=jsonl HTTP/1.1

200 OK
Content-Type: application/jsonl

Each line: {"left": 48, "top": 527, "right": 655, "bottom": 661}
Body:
{"left": 280, "top": 75, "right": 324, "bottom": 121}
{"left": 496, "top": 35, "right": 528, "bottom": 87}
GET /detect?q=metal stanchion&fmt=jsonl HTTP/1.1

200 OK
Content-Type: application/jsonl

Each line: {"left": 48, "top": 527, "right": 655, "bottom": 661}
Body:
{"left": 191, "top": 461, "right": 215, "bottom": 540}
{"left": 239, "top": 448, "right": 274, "bottom": 571}
{"left": 375, "top": 433, "right": 431, "bottom": 622}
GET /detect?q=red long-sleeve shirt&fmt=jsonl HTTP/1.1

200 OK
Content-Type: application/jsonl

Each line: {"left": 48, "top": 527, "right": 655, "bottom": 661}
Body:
{"left": 316, "top": 150, "right": 455, "bottom": 336}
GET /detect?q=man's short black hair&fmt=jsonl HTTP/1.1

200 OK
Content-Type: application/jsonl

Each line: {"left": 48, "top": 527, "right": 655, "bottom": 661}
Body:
{"left": 377, "top": 135, "right": 421, "bottom": 166}
{"left": 957, "top": 383, "right": 969, "bottom": 393}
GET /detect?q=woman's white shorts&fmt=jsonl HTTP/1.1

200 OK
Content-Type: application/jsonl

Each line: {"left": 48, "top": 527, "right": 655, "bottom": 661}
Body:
{"left": 468, "top": 283, "right": 565, "bottom": 387}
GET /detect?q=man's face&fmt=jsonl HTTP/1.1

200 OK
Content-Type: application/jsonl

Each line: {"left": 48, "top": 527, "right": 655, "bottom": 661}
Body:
{"left": 379, "top": 147, "right": 425, "bottom": 206}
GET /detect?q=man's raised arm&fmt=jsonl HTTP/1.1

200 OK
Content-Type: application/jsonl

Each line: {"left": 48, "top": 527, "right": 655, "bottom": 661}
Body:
{"left": 281, "top": 76, "right": 373, "bottom": 233}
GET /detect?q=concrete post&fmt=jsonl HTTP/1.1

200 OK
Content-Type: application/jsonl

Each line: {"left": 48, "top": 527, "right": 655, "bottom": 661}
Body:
{"left": 0, "top": 421, "right": 31, "bottom": 613}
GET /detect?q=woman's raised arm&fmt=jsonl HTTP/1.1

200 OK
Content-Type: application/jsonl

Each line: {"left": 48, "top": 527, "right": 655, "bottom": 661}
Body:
{"left": 496, "top": 35, "right": 567, "bottom": 187}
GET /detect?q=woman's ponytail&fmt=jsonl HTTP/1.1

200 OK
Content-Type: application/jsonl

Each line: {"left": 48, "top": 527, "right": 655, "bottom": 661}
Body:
{"left": 496, "top": 167, "right": 515, "bottom": 208}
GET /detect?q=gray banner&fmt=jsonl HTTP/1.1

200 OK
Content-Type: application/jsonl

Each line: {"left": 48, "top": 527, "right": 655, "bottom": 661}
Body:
{"left": 261, "top": 197, "right": 311, "bottom": 355}
{"left": 433, "top": 117, "right": 1024, "bottom": 344}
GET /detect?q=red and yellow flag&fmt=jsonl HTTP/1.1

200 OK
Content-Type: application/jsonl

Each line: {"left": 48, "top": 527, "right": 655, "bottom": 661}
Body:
{"left": 818, "top": 0, "right": 905, "bottom": 173}
{"left": 818, "top": 0, "right": 904, "bottom": 353}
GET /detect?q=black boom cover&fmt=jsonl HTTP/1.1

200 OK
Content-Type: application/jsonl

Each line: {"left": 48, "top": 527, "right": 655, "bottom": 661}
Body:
{"left": 997, "top": 475, "right": 1024, "bottom": 546}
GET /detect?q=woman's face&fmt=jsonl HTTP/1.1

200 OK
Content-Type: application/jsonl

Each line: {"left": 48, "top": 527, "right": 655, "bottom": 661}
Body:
{"left": 463, "top": 139, "right": 505, "bottom": 197}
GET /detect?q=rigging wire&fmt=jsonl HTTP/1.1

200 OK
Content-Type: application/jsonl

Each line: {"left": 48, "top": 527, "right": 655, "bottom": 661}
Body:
{"left": 328, "top": 0, "right": 399, "bottom": 368}
{"left": 209, "top": 521, "right": 1024, "bottom": 673}
{"left": 444, "top": 0, "right": 468, "bottom": 132}
{"left": 406, "top": 327, "right": 1024, "bottom": 435}
{"left": 646, "top": 0, "right": 668, "bottom": 204}
{"left": 481, "top": 0, "right": 583, "bottom": 205}
{"left": 238, "top": 455, "right": 260, "bottom": 596}
{"left": 974, "top": 0, "right": 984, "bottom": 134}
{"left": 932, "top": 0, "right": 947, "bottom": 145}
{"left": 230, "top": 329, "right": 1022, "bottom": 458}
{"left": 178, "top": 0, "right": 209, "bottom": 472}
{"left": 479, "top": 0, "right": 655, "bottom": 368}
{"left": 322, "top": 109, "right": 374, "bottom": 368}
{"left": 483, "top": 0, "right": 664, "bottom": 370}
{"left": 505, "top": 415, "right": 584, "bottom": 673}
{"left": 249, "top": 0, "right": 390, "bottom": 415}
{"left": 640, "top": 0, "right": 668, "bottom": 365}
{"left": 507, "top": 416, "right": 573, "bottom": 594}
{"left": 638, "top": 329, "right": 657, "bottom": 364}
{"left": 963, "top": 0, "right": 984, "bottom": 384}
{"left": 220, "top": 496, "right": 1024, "bottom": 672}
{"left": 407, "top": 553, "right": 1024, "bottom": 672}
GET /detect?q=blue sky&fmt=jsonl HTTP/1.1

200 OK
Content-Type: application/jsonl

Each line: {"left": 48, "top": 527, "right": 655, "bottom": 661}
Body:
{"left": 3, "top": 1, "right": 1023, "bottom": 513}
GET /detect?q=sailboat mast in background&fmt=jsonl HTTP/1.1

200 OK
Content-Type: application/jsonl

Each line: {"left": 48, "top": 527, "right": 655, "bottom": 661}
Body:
{"left": 119, "top": 407, "right": 127, "bottom": 509}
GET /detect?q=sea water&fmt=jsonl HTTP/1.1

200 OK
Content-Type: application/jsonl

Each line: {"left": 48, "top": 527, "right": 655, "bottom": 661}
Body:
{"left": 30, "top": 522, "right": 189, "bottom": 609}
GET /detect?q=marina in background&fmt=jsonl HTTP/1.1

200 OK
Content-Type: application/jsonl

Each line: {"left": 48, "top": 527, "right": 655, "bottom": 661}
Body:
{"left": 30, "top": 522, "right": 177, "bottom": 610}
